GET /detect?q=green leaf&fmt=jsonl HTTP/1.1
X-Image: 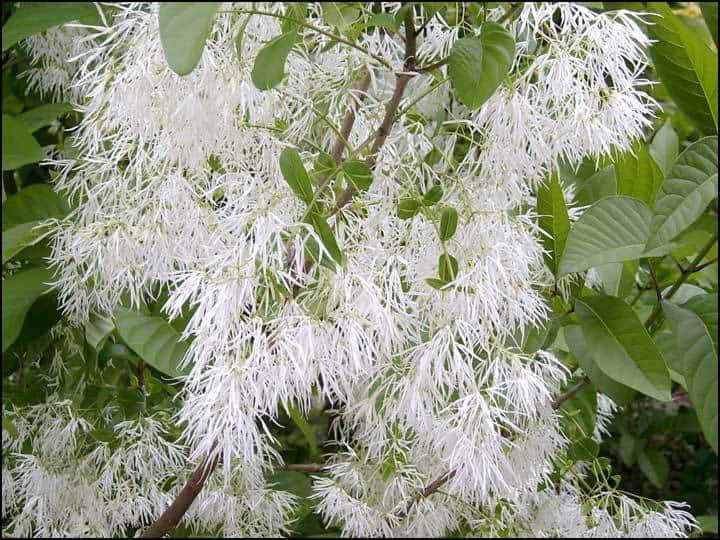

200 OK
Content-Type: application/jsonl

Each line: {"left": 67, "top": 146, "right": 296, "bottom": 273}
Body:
{"left": 448, "top": 22, "right": 515, "bottom": 109}
{"left": 537, "top": 174, "right": 570, "bottom": 276}
{"left": 649, "top": 120, "right": 679, "bottom": 176}
{"left": 364, "top": 12, "right": 396, "bottom": 31}
{"left": 619, "top": 432, "right": 638, "bottom": 466}
{"left": 663, "top": 301, "right": 718, "bottom": 453}
{"left": 438, "top": 253, "right": 458, "bottom": 282}
{"left": 397, "top": 197, "right": 421, "bottom": 220}
{"left": 422, "top": 184, "right": 443, "bottom": 205}
{"left": 682, "top": 294, "right": 717, "bottom": 352}
{"left": 425, "top": 277, "right": 450, "bottom": 290}
{"left": 251, "top": 30, "right": 298, "bottom": 90}
{"left": 322, "top": 3, "right": 360, "bottom": 30}
{"left": 113, "top": 306, "right": 190, "bottom": 379}
{"left": 575, "top": 295, "right": 671, "bottom": 402}
{"left": 279, "top": 147, "right": 315, "bottom": 206}
{"left": 559, "top": 379, "right": 597, "bottom": 439}
{"left": 594, "top": 260, "right": 637, "bottom": 298}
{"left": 559, "top": 196, "right": 651, "bottom": 275}
{"left": 700, "top": 3, "right": 718, "bottom": 48}
{"left": 2, "top": 221, "right": 51, "bottom": 264}
{"left": 647, "top": 2, "right": 718, "bottom": 133}
{"left": 565, "top": 325, "right": 636, "bottom": 406}
{"left": 158, "top": 3, "right": 221, "bottom": 76}
{"left": 309, "top": 212, "right": 342, "bottom": 265}
{"left": 615, "top": 143, "right": 664, "bottom": 206}
{"left": 17, "top": 103, "right": 73, "bottom": 133}
{"left": 697, "top": 515, "right": 719, "bottom": 535}
{"left": 85, "top": 310, "right": 114, "bottom": 351}
{"left": 644, "top": 136, "right": 718, "bottom": 254}
{"left": 574, "top": 166, "right": 617, "bottom": 207}
{"left": 314, "top": 151, "right": 337, "bottom": 178}
{"left": 288, "top": 404, "right": 320, "bottom": 459}
{"left": 2, "top": 266, "right": 54, "bottom": 352}
{"left": 342, "top": 160, "right": 373, "bottom": 191}
{"left": 439, "top": 206, "right": 458, "bottom": 241}
{"left": 637, "top": 448, "right": 669, "bottom": 488}
{"left": 2, "top": 2, "right": 100, "bottom": 51}
{"left": 2, "top": 184, "right": 70, "bottom": 230}
{"left": 281, "top": 3, "right": 308, "bottom": 33}
{"left": 2, "top": 114, "right": 45, "bottom": 171}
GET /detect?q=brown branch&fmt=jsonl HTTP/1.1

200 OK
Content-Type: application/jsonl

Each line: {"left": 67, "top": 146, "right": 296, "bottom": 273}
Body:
{"left": 277, "top": 463, "right": 327, "bottom": 473}
{"left": 330, "top": 72, "right": 372, "bottom": 163}
{"left": 551, "top": 377, "right": 591, "bottom": 410}
{"left": 414, "top": 57, "right": 448, "bottom": 73}
{"left": 333, "top": 8, "right": 417, "bottom": 213}
{"left": 2, "top": 54, "right": 31, "bottom": 71}
{"left": 693, "top": 256, "right": 717, "bottom": 273}
{"left": 140, "top": 450, "right": 220, "bottom": 538}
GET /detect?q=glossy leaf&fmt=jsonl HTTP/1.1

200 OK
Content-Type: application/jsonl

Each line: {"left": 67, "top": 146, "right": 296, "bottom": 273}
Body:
{"left": 2, "top": 114, "right": 45, "bottom": 171}
{"left": 663, "top": 301, "right": 718, "bottom": 453}
{"left": 559, "top": 196, "right": 651, "bottom": 275}
{"left": 649, "top": 120, "right": 679, "bottom": 176}
{"left": 576, "top": 295, "right": 671, "bottom": 402}
{"left": 574, "top": 166, "right": 617, "bottom": 207}
{"left": 397, "top": 197, "right": 421, "bottom": 220}
{"left": 645, "top": 137, "right": 718, "bottom": 254}
{"left": 438, "top": 254, "right": 458, "bottom": 282}
{"left": 2, "top": 266, "right": 54, "bottom": 352}
{"left": 700, "top": 2, "right": 718, "bottom": 48}
{"left": 159, "top": 3, "right": 221, "bottom": 76}
{"left": 647, "top": 2, "right": 718, "bottom": 133}
{"left": 17, "top": 103, "right": 73, "bottom": 133}
{"left": 682, "top": 294, "right": 718, "bottom": 352}
{"left": 448, "top": 22, "right": 515, "bottom": 109}
{"left": 113, "top": 306, "right": 190, "bottom": 379}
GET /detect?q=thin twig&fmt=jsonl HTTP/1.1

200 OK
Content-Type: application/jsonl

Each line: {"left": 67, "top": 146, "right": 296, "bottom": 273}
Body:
{"left": 277, "top": 463, "right": 327, "bottom": 473}
{"left": 414, "top": 57, "right": 448, "bottom": 73}
{"left": 551, "top": 377, "right": 591, "bottom": 410}
{"left": 2, "top": 54, "right": 30, "bottom": 71}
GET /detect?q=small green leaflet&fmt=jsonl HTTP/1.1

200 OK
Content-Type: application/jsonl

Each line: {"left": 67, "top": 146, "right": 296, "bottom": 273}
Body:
{"left": 279, "top": 147, "right": 315, "bottom": 206}
{"left": 397, "top": 197, "right": 421, "bottom": 220}
{"left": 438, "top": 254, "right": 458, "bottom": 282}
{"left": 309, "top": 212, "right": 343, "bottom": 266}
{"left": 251, "top": 30, "right": 298, "bottom": 90}
{"left": 575, "top": 294, "right": 671, "bottom": 402}
{"left": 159, "top": 3, "right": 221, "bottom": 76}
{"left": 342, "top": 160, "right": 373, "bottom": 191}
{"left": 422, "top": 184, "right": 443, "bottom": 206}
{"left": 439, "top": 207, "right": 458, "bottom": 241}
{"left": 448, "top": 22, "right": 515, "bottom": 110}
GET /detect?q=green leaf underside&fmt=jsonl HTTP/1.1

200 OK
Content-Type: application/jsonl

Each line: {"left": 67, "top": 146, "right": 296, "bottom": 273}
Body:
{"left": 565, "top": 325, "right": 636, "bottom": 406}
{"left": 645, "top": 136, "right": 718, "bottom": 254}
{"left": 663, "top": 301, "right": 718, "bottom": 453}
{"left": 2, "top": 114, "right": 45, "bottom": 171}
{"left": 448, "top": 22, "right": 515, "bottom": 110}
{"left": 575, "top": 295, "right": 671, "bottom": 402}
{"left": 113, "top": 307, "right": 190, "bottom": 379}
{"left": 560, "top": 196, "right": 651, "bottom": 275}
{"left": 159, "top": 3, "right": 221, "bottom": 76}
{"left": 2, "top": 266, "right": 54, "bottom": 352}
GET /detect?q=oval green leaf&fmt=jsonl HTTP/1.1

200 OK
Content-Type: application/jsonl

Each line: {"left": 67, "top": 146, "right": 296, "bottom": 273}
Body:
{"left": 342, "top": 160, "right": 373, "bottom": 191}
{"left": 251, "top": 30, "right": 298, "bottom": 90}
{"left": 2, "top": 114, "right": 45, "bottom": 171}
{"left": 2, "top": 184, "right": 70, "bottom": 230}
{"left": 559, "top": 196, "right": 651, "bottom": 275}
{"left": 2, "top": 221, "right": 51, "bottom": 264}
{"left": 113, "top": 306, "right": 191, "bottom": 379}
{"left": 448, "top": 22, "right": 515, "bottom": 110}
{"left": 575, "top": 294, "right": 671, "bottom": 402}
{"left": 2, "top": 266, "right": 54, "bottom": 352}
{"left": 644, "top": 136, "right": 718, "bottom": 254}
{"left": 663, "top": 301, "right": 718, "bottom": 453}
{"left": 615, "top": 142, "right": 664, "bottom": 207}
{"left": 439, "top": 206, "right": 458, "bottom": 241}
{"left": 159, "top": 3, "right": 221, "bottom": 76}
{"left": 537, "top": 174, "right": 570, "bottom": 276}
{"left": 279, "top": 147, "right": 315, "bottom": 205}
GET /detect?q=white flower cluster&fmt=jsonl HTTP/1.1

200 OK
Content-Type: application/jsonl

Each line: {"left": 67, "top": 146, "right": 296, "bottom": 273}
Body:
{"left": 4, "top": 1, "right": 696, "bottom": 537}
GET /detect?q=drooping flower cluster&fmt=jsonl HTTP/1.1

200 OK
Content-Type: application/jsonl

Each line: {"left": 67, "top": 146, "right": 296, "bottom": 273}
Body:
{"left": 3, "top": 2, "right": 697, "bottom": 537}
